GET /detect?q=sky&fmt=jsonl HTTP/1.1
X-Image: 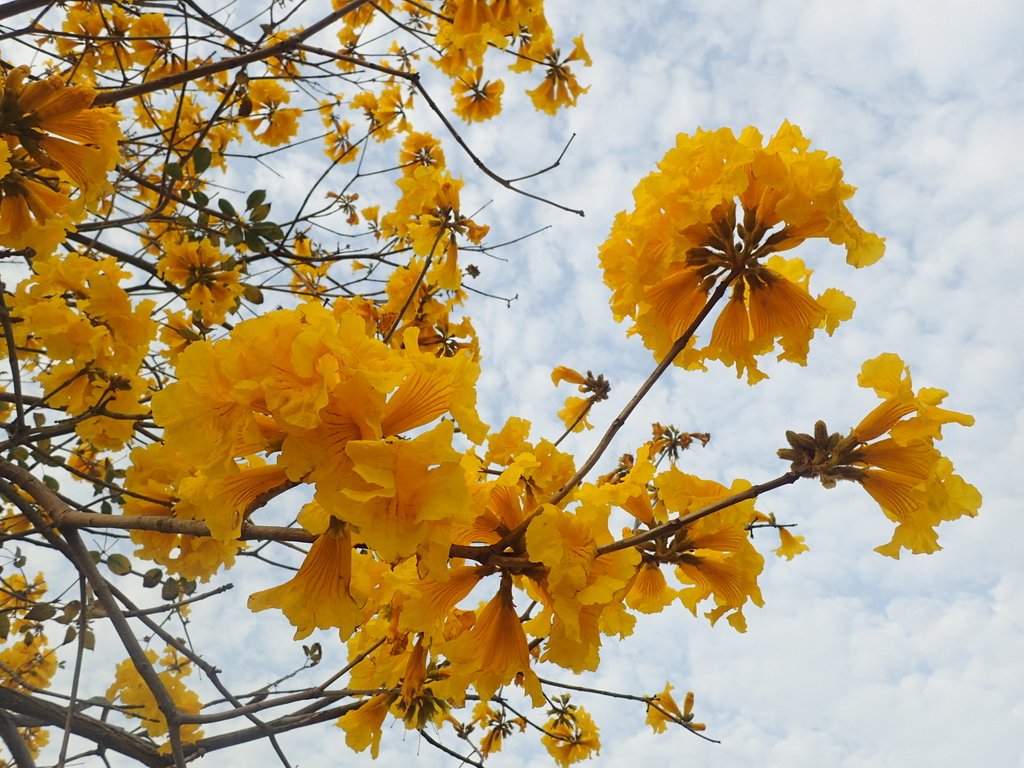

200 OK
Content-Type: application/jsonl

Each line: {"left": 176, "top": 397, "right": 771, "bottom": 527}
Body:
{"left": 10, "top": 1, "right": 1024, "bottom": 766}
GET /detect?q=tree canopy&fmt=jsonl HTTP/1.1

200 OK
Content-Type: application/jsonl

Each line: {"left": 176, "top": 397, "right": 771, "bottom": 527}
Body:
{"left": 0, "top": 2, "right": 982, "bottom": 767}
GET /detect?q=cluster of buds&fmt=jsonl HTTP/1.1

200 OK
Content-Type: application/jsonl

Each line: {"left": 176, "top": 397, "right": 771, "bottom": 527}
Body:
{"left": 778, "top": 420, "right": 865, "bottom": 488}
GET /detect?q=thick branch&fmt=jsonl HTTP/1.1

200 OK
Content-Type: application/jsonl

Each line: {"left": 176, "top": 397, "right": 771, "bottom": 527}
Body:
{"left": 0, "top": 706, "right": 35, "bottom": 768}
{"left": 0, "top": 687, "right": 164, "bottom": 768}
{"left": 0, "top": 0, "right": 51, "bottom": 21}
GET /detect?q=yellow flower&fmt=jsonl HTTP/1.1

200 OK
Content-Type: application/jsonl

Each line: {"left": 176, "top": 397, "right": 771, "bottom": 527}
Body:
{"left": 242, "top": 79, "right": 302, "bottom": 146}
{"left": 399, "top": 131, "right": 446, "bottom": 172}
{"left": 247, "top": 520, "right": 366, "bottom": 640}
{"left": 527, "top": 36, "right": 592, "bottom": 114}
{"left": 446, "top": 574, "right": 543, "bottom": 706}
{"left": 1, "top": 628, "right": 57, "bottom": 693}
{"left": 541, "top": 701, "right": 601, "bottom": 767}
{"left": 383, "top": 166, "right": 489, "bottom": 290}
{"left": 58, "top": 4, "right": 133, "bottom": 75}
{"left": 337, "top": 694, "right": 390, "bottom": 758}
{"left": 452, "top": 68, "right": 505, "bottom": 122}
{"left": 484, "top": 416, "right": 533, "bottom": 466}
{"left": 0, "top": 65, "right": 121, "bottom": 195}
{"left": 433, "top": 0, "right": 507, "bottom": 77}
{"left": 551, "top": 366, "right": 609, "bottom": 433}
{"left": 381, "top": 327, "right": 487, "bottom": 442}
{"left": 645, "top": 683, "right": 682, "bottom": 733}
{"left": 159, "top": 237, "right": 244, "bottom": 325}
{"left": 525, "top": 501, "right": 639, "bottom": 672}
{"left": 124, "top": 443, "right": 245, "bottom": 581}
{"left": 473, "top": 701, "right": 526, "bottom": 756}
{"left": 657, "top": 469, "right": 766, "bottom": 630}
{"left": 557, "top": 395, "right": 593, "bottom": 432}
{"left": 646, "top": 684, "right": 705, "bottom": 733}
{"left": 177, "top": 459, "right": 290, "bottom": 540}
{"left": 626, "top": 562, "right": 679, "bottom": 613}
{"left": 395, "top": 564, "right": 489, "bottom": 638}
{"left": 341, "top": 421, "right": 471, "bottom": 578}
{"left": 848, "top": 355, "right": 980, "bottom": 557}
{"left": 130, "top": 14, "right": 180, "bottom": 78}
{"left": 773, "top": 527, "right": 810, "bottom": 560}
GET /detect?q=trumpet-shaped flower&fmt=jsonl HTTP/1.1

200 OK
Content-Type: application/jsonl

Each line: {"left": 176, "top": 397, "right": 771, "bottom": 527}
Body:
{"left": 248, "top": 520, "right": 366, "bottom": 639}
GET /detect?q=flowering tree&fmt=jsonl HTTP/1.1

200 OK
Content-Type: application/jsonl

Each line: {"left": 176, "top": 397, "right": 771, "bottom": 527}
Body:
{"left": 0, "top": 2, "right": 982, "bottom": 767}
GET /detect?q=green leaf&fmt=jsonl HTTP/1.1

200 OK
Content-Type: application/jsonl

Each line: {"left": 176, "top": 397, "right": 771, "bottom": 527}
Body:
{"left": 244, "top": 230, "right": 266, "bottom": 252}
{"left": 192, "top": 146, "right": 212, "bottom": 174}
{"left": 57, "top": 601, "right": 81, "bottom": 624}
{"left": 0, "top": 612, "right": 10, "bottom": 641}
{"left": 57, "top": 602, "right": 79, "bottom": 626}
{"left": 250, "top": 202, "right": 271, "bottom": 222}
{"left": 165, "top": 162, "right": 183, "bottom": 181}
{"left": 63, "top": 626, "right": 77, "bottom": 645}
{"left": 193, "top": 190, "right": 210, "bottom": 207}
{"left": 252, "top": 221, "right": 284, "bottom": 241}
{"left": 245, "top": 189, "right": 266, "bottom": 210}
{"left": 25, "top": 603, "right": 57, "bottom": 621}
{"left": 42, "top": 475, "right": 60, "bottom": 492}
{"left": 100, "top": 501, "right": 111, "bottom": 515}
{"left": 218, "top": 198, "right": 237, "bottom": 218}
{"left": 106, "top": 554, "right": 132, "bottom": 576}
{"left": 142, "top": 568, "right": 163, "bottom": 588}
{"left": 225, "top": 226, "right": 244, "bottom": 246}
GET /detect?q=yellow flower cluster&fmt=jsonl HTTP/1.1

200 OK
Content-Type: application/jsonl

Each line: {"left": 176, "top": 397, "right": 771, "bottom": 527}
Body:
{"left": 144, "top": 300, "right": 485, "bottom": 586}
{"left": 1, "top": 574, "right": 56, "bottom": 762}
{"left": 541, "top": 698, "right": 601, "bottom": 766}
{"left": 778, "top": 353, "right": 980, "bottom": 558}
{"left": 106, "top": 647, "right": 204, "bottom": 749}
{"left": 0, "top": 1, "right": 977, "bottom": 759}
{"left": 0, "top": 65, "right": 121, "bottom": 255}
{"left": 382, "top": 165, "right": 490, "bottom": 291}
{"left": 242, "top": 79, "right": 303, "bottom": 146}
{"left": 8, "top": 252, "right": 155, "bottom": 449}
{"left": 600, "top": 122, "right": 885, "bottom": 383}
{"left": 331, "top": 0, "right": 588, "bottom": 131}
{"left": 159, "top": 237, "right": 244, "bottom": 325}
{"left": 57, "top": 5, "right": 182, "bottom": 81}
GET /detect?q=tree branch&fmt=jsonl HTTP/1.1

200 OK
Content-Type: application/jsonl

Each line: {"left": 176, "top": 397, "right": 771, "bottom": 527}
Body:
{"left": 0, "top": 688, "right": 164, "bottom": 768}
{"left": 91, "top": 1, "right": 373, "bottom": 106}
